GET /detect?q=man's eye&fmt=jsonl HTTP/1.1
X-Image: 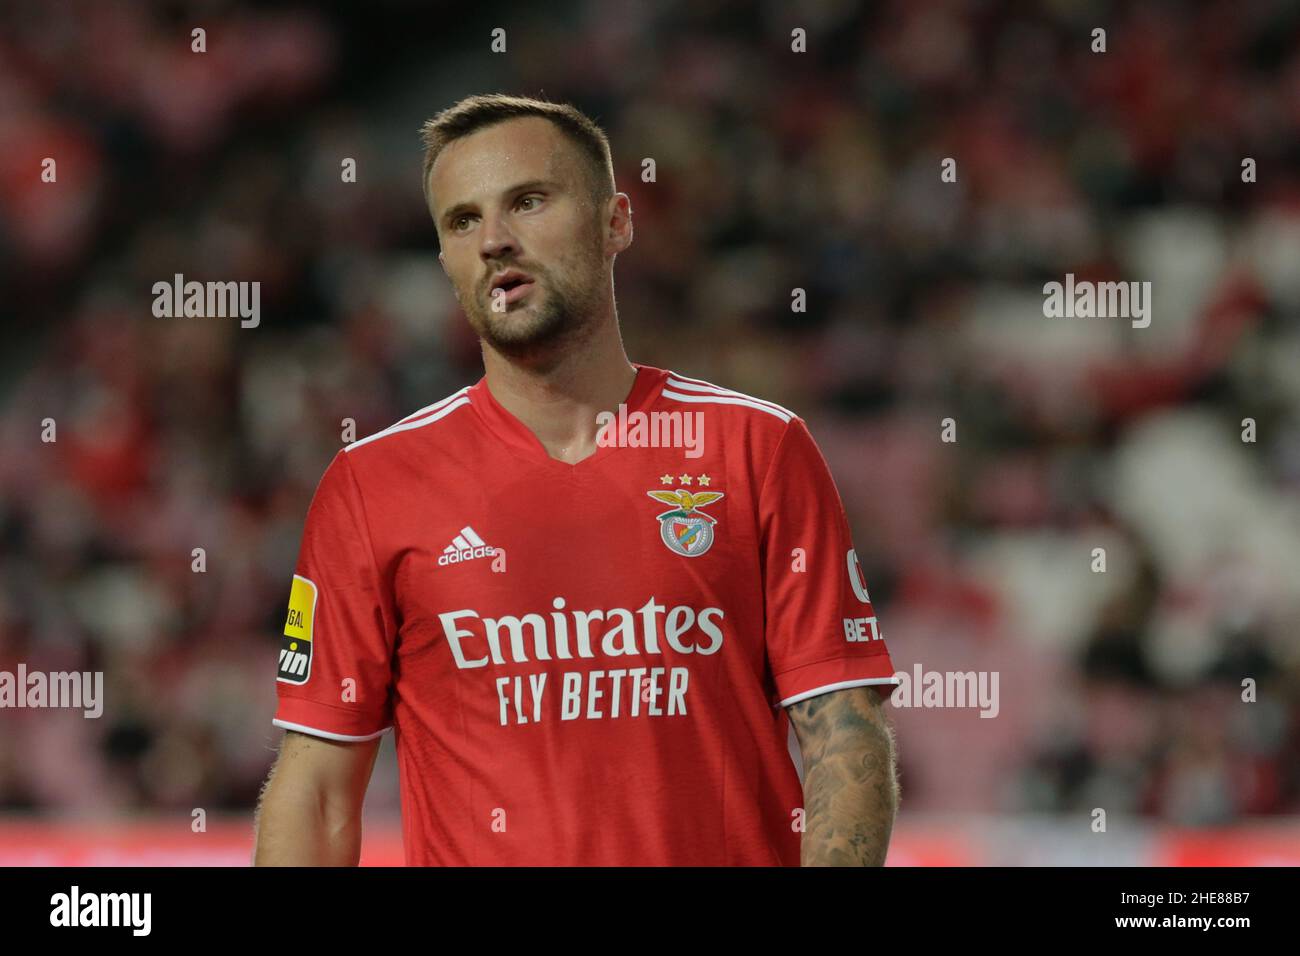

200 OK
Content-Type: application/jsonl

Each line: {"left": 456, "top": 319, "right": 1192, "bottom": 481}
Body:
{"left": 452, "top": 216, "right": 472, "bottom": 231}
{"left": 517, "top": 195, "right": 541, "bottom": 210}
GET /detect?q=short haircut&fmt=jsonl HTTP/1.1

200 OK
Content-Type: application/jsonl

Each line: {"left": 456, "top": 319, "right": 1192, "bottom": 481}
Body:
{"left": 419, "top": 93, "right": 616, "bottom": 223}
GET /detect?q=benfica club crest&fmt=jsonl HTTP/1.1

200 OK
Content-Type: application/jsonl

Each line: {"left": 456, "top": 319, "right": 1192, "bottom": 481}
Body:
{"left": 646, "top": 489, "right": 725, "bottom": 557}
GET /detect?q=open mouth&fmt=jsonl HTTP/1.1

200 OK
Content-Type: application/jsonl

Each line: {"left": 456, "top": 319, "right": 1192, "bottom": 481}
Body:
{"left": 490, "top": 273, "right": 536, "bottom": 305}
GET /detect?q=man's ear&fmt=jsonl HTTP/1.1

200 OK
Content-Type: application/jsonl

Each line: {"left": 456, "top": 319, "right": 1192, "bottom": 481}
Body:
{"left": 608, "top": 192, "right": 633, "bottom": 254}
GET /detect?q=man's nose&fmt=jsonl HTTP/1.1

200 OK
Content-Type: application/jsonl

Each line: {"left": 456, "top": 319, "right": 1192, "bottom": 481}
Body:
{"left": 478, "top": 212, "right": 518, "bottom": 261}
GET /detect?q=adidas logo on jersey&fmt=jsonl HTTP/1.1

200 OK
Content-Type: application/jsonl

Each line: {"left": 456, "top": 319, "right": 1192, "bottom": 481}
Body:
{"left": 439, "top": 526, "right": 497, "bottom": 566}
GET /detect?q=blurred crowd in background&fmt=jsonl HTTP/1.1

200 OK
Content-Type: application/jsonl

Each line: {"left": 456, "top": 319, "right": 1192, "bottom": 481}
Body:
{"left": 1, "top": 0, "right": 1299, "bottom": 831}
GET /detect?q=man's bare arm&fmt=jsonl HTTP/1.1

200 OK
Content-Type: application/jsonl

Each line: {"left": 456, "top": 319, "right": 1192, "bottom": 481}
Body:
{"left": 253, "top": 730, "right": 381, "bottom": 866}
{"left": 786, "top": 685, "right": 899, "bottom": 866}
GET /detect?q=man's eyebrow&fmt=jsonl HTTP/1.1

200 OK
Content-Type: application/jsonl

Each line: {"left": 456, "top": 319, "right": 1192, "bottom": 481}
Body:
{"left": 439, "top": 179, "right": 562, "bottom": 228}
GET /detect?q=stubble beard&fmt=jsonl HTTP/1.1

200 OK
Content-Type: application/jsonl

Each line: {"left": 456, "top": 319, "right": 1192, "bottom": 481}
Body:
{"left": 471, "top": 250, "right": 606, "bottom": 363}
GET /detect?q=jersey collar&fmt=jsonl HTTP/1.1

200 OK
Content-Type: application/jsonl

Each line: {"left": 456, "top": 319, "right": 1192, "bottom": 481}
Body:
{"left": 469, "top": 362, "right": 665, "bottom": 471}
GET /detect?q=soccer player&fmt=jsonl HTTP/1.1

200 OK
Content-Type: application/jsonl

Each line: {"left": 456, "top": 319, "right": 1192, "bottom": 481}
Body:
{"left": 253, "top": 93, "right": 900, "bottom": 866}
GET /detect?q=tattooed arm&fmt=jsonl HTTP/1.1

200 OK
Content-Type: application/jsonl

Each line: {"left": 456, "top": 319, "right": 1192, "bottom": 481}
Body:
{"left": 786, "top": 685, "right": 899, "bottom": 866}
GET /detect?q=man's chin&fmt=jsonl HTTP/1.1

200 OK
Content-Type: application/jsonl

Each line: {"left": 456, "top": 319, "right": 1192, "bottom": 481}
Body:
{"left": 479, "top": 311, "right": 566, "bottom": 354}
{"left": 484, "top": 306, "right": 543, "bottom": 337}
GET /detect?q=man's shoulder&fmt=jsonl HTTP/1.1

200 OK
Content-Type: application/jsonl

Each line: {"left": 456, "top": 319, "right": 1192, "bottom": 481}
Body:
{"left": 657, "top": 367, "right": 799, "bottom": 436}
{"left": 342, "top": 384, "right": 478, "bottom": 460}
{"left": 651, "top": 369, "right": 806, "bottom": 489}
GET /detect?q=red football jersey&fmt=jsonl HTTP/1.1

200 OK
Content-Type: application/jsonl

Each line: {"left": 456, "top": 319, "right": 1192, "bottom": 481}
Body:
{"left": 273, "top": 362, "right": 897, "bottom": 865}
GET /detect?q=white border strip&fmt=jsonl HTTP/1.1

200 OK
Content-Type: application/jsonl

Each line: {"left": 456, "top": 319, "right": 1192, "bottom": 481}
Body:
{"left": 346, "top": 393, "right": 471, "bottom": 452}
{"left": 661, "top": 389, "right": 792, "bottom": 423}
{"left": 393, "top": 386, "right": 473, "bottom": 425}
{"left": 665, "top": 374, "right": 796, "bottom": 418}
{"left": 779, "top": 676, "right": 901, "bottom": 707}
{"left": 272, "top": 718, "right": 392, "bottom": 742}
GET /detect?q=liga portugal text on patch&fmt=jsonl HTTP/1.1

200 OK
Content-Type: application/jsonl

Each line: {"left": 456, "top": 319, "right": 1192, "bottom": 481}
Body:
{"left": 277, "top": 574, "right": 316, "bottom": 684}
{"left": 272, "top": 363, "right": 898, "bottom": 865}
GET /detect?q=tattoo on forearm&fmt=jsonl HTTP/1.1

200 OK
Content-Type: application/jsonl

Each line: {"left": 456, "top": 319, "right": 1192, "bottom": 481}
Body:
{"left": 787, "top": 686, "right": 899, "bottom": 866}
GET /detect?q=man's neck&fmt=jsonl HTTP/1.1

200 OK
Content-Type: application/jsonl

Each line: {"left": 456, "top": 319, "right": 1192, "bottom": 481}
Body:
{"left": 482, "top": 346, "right": 639, "bottom": 465}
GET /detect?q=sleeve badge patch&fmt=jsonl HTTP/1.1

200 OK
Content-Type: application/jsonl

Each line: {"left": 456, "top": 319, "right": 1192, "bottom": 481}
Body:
{"left": 277, "top": 574, "right": 317, "bottom": 684}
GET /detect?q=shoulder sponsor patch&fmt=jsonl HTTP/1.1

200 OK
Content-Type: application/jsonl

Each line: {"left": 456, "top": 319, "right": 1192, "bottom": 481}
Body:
{"left": 277, "top": 574, "right": 317, "bottom": 684}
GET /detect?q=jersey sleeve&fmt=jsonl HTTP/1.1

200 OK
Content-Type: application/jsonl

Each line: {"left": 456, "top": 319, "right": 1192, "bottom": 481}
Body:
{"left": 759, "top": 416, "right": 899, "bottom": 708}
{"left": 272, "top": 449, "right": 397, "bottom": 741}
